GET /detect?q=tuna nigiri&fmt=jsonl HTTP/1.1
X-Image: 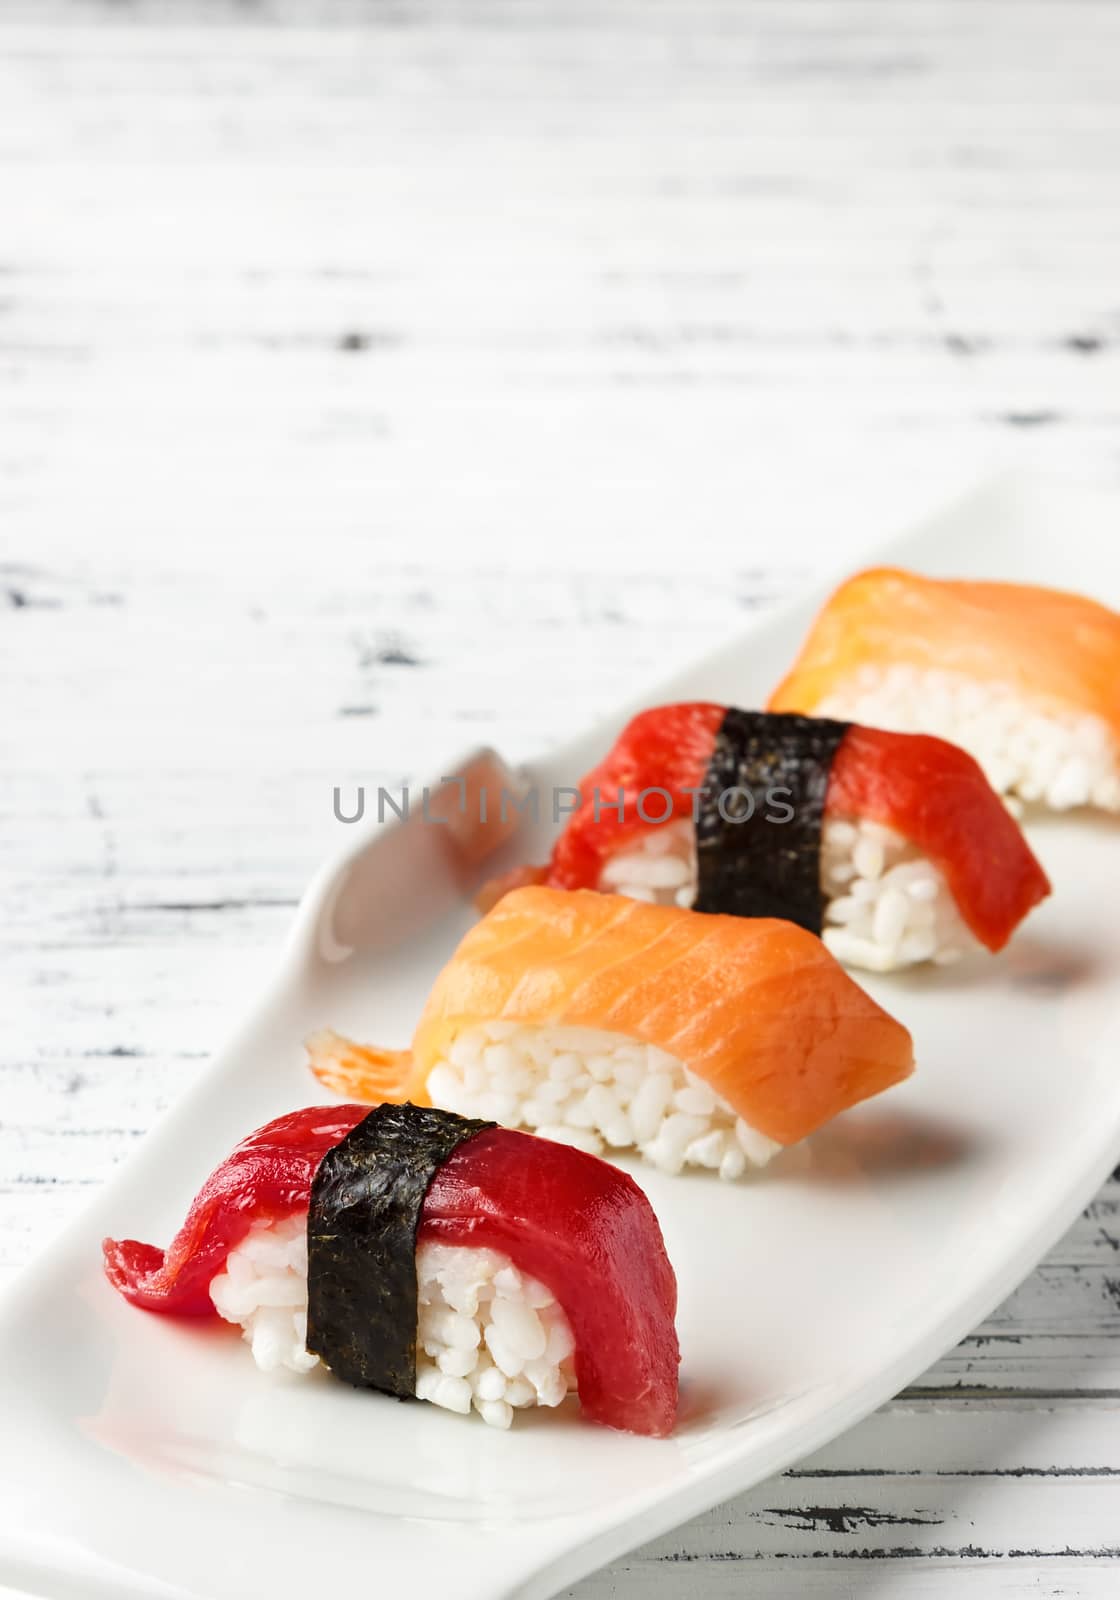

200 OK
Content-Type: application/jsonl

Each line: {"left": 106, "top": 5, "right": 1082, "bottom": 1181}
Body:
{"left": 769, "top": 567, "right": 1120, "bottom": 813}
{"left": 306, "top": 886, "right": 915, "bottom": 1180}
{"left": 482, "top": 703, "right": 1050, "bottom": 972}
{"left": 104, "top": 1102, "right": 680, "bottom": 1436}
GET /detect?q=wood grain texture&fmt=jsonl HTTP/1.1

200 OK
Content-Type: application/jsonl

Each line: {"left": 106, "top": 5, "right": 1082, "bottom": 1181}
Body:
{"left": 2, "top": 2, "right": 1119, "bottom": 1594}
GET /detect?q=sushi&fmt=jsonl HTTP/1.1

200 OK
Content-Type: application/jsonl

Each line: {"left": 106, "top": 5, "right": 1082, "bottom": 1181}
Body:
{"left": 482, "top": 703, "right": 1050, "bottom": 972}
{"left": 769, "top": 567, "right": 1120, "bottom": 813}
{"left": 103, "top": 1101, "right": 680, "bottom": 1435}
{"left": 306, "top": 885, "right": 915, "bottom": 1179}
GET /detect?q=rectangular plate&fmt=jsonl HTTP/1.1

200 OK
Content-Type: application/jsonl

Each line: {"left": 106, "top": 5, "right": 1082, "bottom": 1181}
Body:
{"left": 2, "top": 473, "right": 1119, "bottom": 1600}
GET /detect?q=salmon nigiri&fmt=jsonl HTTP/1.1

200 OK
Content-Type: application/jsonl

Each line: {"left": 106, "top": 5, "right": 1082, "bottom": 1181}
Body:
{"left": 307, "top": 887, "right": 915, "bottom": 1181}
{"left": 769, "top": 568, "right": 1120, "bottom": 813}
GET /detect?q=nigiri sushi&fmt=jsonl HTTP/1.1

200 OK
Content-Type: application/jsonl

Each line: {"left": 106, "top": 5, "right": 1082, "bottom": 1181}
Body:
{"left": 306, "top": 886, "right": 915, "bottom": 1180}
{"left": 103, "top": 1101, "right": 679, "bottom": 1435}
{"left": 769, "top": 567, "right": 1120, "bottom": 813}
{"left": 481, "top": 703, "right": 1050, "bottom": 972}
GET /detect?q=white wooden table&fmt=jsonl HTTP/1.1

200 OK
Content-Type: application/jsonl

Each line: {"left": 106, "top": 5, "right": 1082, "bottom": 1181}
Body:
{"left": 3, "top": 4, "right": 1119, "bottom": 1594}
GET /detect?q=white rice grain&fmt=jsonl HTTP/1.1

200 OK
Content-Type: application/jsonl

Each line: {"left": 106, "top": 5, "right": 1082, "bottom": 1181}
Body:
{"left": 814, "top": 665, "right": 1120, "bottom": 813}
{"left": 426, "top": 1021, "right": 782, "bottom": 1179}
{"left": 598, "top": 814, "right": 976, "bottom": 973}
{"left": 210, "top": 1219, "right": 577, "bottom": 1429}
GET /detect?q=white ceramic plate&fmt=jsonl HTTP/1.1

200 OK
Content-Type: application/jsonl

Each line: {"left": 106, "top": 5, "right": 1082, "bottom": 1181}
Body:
{"left": 2, "top": 473, "right": 1119, "bottom": 1600}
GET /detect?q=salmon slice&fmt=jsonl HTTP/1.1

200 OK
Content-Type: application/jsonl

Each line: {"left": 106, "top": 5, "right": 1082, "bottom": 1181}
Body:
{"left": 770, "top": 566, "right": 1120, "bottom": 736}
{"left": 307, "top": 887, "right": 914, "bottom": 1150}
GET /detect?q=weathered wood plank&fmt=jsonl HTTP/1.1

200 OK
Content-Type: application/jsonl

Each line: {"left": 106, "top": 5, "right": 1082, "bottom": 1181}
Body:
{"left": 566, "top": 1565, "right": 1120, "bottom": 1599}
{"left": 559, "top": 1407, "right": 1120, "bottom": 1594}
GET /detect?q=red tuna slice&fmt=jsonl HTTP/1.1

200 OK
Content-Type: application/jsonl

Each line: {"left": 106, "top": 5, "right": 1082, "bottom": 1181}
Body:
{"left": 547, "top": 701, "right": 724, "bottom": 890}
{"left": 420, "top": 1126, "right": 679, "bottom": 1437}
{"left": 103, "top": 1109, "right": 680, "bottom": 1438}
{"left": 103, "top": 1105, "right": 368, "bottom": 1315}
{"left": 827, "top": 725, "right": 1051, "bottom": 951}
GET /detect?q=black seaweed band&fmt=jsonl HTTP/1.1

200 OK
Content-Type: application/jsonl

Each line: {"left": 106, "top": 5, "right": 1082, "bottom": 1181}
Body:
{"left": 306, "top": 1103, "right": 494, "bottom": 1397}
{"left": 694, "top": 709, "right": 851, "bottom": 935}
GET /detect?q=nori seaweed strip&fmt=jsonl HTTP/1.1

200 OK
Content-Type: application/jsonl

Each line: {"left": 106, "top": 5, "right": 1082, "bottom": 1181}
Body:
{"left": 306, "top": 1103, "right": 494, "bottom": 1397}
{"left": 694, "top": 710, "right": 851, "bottom": 935}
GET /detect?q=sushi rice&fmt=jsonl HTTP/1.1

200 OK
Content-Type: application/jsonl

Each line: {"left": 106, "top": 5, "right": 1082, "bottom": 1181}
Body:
{"left": 422, "top": 1021, "right": 782, "bottom": 1179}
{"left": 598, "top": 815, "right": 976, "bottom": 973}
{"left": 815, "top": 665, "right": 1120, "bottom": 813}
{"left": 210, "top": 1213, "right": 577, "bottom": 1429}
